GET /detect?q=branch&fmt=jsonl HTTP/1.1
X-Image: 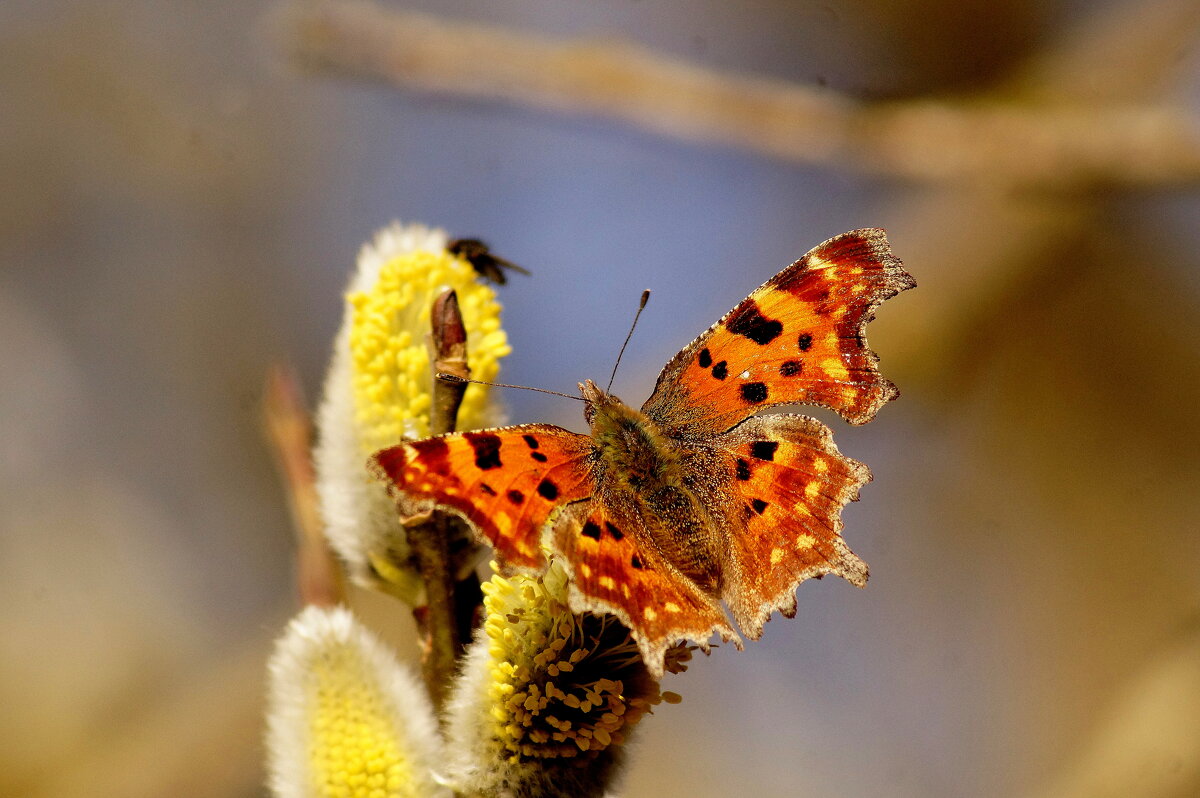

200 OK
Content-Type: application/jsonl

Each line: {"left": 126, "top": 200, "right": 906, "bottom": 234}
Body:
{"left": 277, "top": 0, "right": 1200, "bottom": 189}
{"left": 263, "top": 365, "right": 345, "bottom": 607}
{"left": 871, "top": 0, "right": 1200, "bottom": 374}
{"left": 404, "top": 290, "right": 472, "bottom": 715}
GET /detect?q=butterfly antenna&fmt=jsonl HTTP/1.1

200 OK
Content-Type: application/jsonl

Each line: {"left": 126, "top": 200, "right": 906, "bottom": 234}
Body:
{"left": 435, "top": 373, "right": 585, "bottom": 402}
{"left": 606, "top": 290, "right": 651, "bottom": 393}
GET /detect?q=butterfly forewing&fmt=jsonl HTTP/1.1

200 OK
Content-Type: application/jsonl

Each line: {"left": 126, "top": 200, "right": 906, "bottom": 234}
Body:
{"left": 372, "top": 424, "right": 594, "bottom": 571}
{"left": 642, "top": 228, "right": 915, "bottom": 436}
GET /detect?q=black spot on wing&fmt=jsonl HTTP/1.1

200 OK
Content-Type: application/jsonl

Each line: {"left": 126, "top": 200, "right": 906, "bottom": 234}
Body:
{"left": 480, "top": 483, "right": 497, "bottom": 497}
{"left": 582, "top": 521, "right": 602, "bottom": 540}
{"left": 740, "top": 382, "right": 768, "bottom": 403}
{"left": 536, "top": 479, "right": 559, "bottom": 500}
{"left": 522, "top": 434, "right": 540, "bottom": 449}
{"left": 751, "top": 498, "right": 768, "bottom": 514}
{"left": 711, "top": 361, "right": 728, "bottom": 380}
{"left": 797, "top": 333, "right": 813, "bottom": 351}
{"left": 725, "top": 301, "right": 783, "bottom": 345}
{"left": 751, "top": 441, "right": 778, "bottom": 461}
{"left": 604, "top": 522, "right": 624, "bottom": 541}
{"left": 465, "top": 432, "right": 503, "bottom": 470}
{"left": 735, "top": 458, "right": 751, "bottom": 481}
{"left": 780, "top": 360, "right": 803, "bottom": 377}
{"left": 698, "top": 348, "right": 712, "bottom": 368}
{"left": 506, "top": 489, "right": 525, "bottom": 505}
{"left": 531, "top": 451, "right": 548, "bottom": 463}
{"left": 631, "top": 554, "right": 645, "bottom": 569}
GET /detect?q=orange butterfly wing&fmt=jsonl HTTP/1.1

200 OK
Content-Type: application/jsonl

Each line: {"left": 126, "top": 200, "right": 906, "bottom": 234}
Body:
{"left": 641, "top": 228, "right": 914, "bottom": 435}
{"left": 711, "top": 415, "right": 870, "bottom": 639}
{"left": 550, "top": 499, "right": 737, "bottom": 678}
{"left": 372, "top": 425, "right": 594, "bottom": 572}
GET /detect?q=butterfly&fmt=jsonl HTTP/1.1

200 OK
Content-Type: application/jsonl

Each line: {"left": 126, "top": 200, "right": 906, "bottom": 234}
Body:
{"left": 373, "top": 228, "right": 914, "bottom": 677}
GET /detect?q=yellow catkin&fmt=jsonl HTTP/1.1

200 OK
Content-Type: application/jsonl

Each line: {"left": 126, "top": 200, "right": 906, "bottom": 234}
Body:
{"left": 348, "top": 249, "right": 510, "bottom": 454}
{"left": 308, "top": 649, "right": 416, "bottom": 798}
{"left": 478, "top": 561, "right": 692, "bottom": 764}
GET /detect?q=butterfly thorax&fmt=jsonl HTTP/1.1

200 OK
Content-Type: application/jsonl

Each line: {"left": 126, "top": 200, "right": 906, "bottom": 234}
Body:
{"left": 580, "top": 380, "right": 683, "bottom": 490}
{"left": 580, "top": 380, "right": 723, "bottom": 590}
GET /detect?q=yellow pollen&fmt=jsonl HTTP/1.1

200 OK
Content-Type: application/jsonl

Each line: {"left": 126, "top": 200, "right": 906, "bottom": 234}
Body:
{"left": 307, "top": 647, "right": 414, "bottom": 797}
{"left": 347, "top": 246, "right": 510, "bottom": 451}
{"left": 477, "top": 560, "right": 689, "bottom": 768}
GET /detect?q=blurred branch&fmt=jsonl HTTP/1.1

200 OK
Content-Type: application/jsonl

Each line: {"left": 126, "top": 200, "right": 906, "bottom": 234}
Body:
{"left": 264, "top": 365, "right": 345, "bottom": 607}
{"left": 276, "top": 0, "right": 1200, "bottom": 190}
{"left": 871, "top": 0, "right": 1200, "bottom": 375}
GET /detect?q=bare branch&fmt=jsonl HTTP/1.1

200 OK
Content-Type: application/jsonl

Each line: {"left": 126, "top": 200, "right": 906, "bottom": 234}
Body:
{"left": 277, "top": 0, "right": 1200, "bottom": 189}
{"left": 263, "top": 365, "right": 345, "bottom": 607}
{"left": 404, "top": 290, "right": 472, "bottom": 715}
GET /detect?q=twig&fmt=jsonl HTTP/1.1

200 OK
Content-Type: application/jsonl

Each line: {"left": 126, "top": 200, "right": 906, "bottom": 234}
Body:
{"left": 263, "top": 365, "right": 345, "bottom": 607}
{"left": 874, "top": 0, "right": 1200, "bottom": 374}
{"left": 405, "top": 290, "right": 471, "bottom": 714}
{"left": 277, "top": 0, "right": 1200, "bottom": 189}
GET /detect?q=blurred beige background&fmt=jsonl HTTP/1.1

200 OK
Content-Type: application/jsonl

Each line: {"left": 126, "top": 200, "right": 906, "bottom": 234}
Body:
{"left": 2, "top": 1, "right": 1198, "bottom": 796}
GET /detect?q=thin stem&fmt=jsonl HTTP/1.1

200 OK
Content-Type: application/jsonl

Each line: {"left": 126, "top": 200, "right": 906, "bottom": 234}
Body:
{"left": 263, "top": 365, "right": 345, "bottom": 607}
{"left": 406, "top": 289, "right": 472, "bottom": 716}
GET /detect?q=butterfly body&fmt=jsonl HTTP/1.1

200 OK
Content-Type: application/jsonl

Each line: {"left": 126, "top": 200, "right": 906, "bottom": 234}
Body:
{"left": 375, "top": 229, "right": 915, "bottom": 676}
{"left": 581, "top": 378, "right": 726, "bottom": 593}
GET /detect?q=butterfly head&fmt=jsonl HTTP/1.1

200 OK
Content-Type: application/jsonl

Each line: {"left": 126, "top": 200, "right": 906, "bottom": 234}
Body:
{"left": 579, "top": 379, "right": 620, "bottom": 427}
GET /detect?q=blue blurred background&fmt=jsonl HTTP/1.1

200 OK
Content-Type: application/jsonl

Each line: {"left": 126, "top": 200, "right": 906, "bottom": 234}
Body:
{"left": 2, "top": 1, "right": 1198, "bottom": 796}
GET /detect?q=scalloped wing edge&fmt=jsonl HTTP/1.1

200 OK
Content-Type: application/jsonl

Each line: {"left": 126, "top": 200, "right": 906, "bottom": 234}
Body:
{"left": 646, "top": 227, "right": 915, "bottom": 427}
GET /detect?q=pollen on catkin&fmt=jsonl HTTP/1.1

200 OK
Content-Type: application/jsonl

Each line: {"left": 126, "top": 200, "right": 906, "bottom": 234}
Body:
{"left": 443, "top": 560, "right": 691, "bottom": 796}
{"left": 348, "top": 245, "right": 509, "bottom": 454}
{"left": 313, "top": 222, "right": 510, "bottom": 601}
{"left": 265, "top": 606, "right": 446, "bottom": 798}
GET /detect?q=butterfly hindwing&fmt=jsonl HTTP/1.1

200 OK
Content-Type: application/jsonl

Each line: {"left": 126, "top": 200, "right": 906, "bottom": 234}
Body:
{"left": 712, "top": 414, "right": 870, "bottom": 638}
{"left": 642, "top": 228, "right": 915, "bottom": 436}
{"left": 372, "top": 424, "right": 594, "bottom": 571}
{"left": 550, "top": 500, "right": 736, "bottom": 678}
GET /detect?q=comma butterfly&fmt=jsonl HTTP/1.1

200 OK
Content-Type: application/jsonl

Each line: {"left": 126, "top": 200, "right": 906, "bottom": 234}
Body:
{"left": 373, "top": 229, "right": 915, "bottom": 677}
